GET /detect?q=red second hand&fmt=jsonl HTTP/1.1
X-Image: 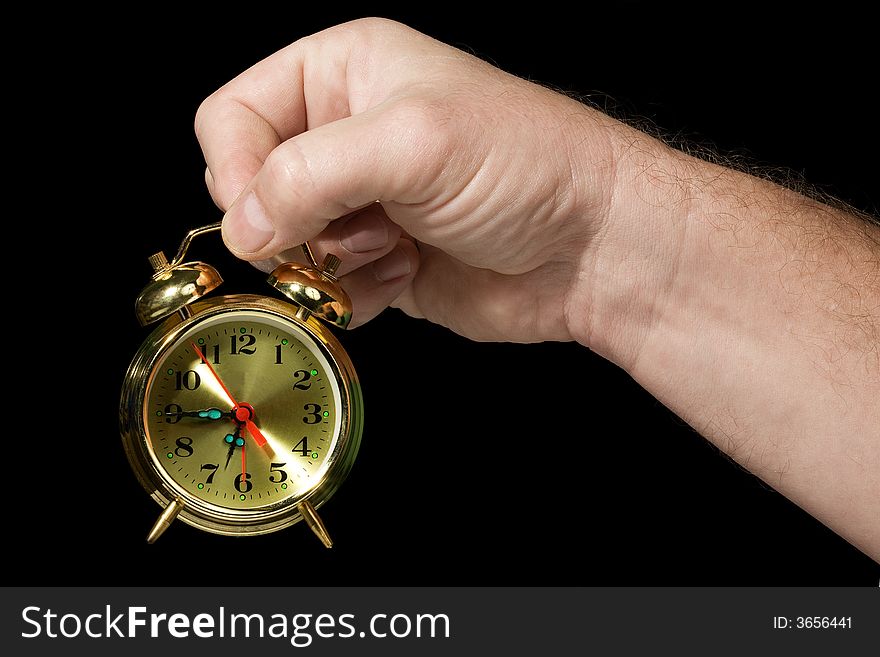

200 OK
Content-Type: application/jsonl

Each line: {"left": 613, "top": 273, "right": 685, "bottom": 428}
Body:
{"left": 192, "top": 343, "right": 268, "bottom": 447}
{"left": 192, "top": 343, "right": 238, "bottom": 407}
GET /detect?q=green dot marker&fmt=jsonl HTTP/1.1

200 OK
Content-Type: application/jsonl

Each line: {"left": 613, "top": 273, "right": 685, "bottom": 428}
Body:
{"left": 166, "top": 452, "right": 173, "bottom": 459}
{"left": 225, "top": 434, "right": 234, "bottom": 444}
{"left": 281, "top": 338, "right": 288, "bottom": 345}
{"left": 235, "top": 437, "right": 245, "bottom": 447}
{"left": 281, "top": 483, "right": 288, "bottom": 490}
{"left": 197, "top": 483, "right": 204, "bottom": 490}
{"left": 239, "top": 494, "right": 246, "bottom": 501}
{"left": 240, "top": 327, "right": 247, "bottom": 334}
{"left": 167, "top": 368, "right": 174, "bottom": 375}
{"left": 197, "top": 337, "right": 205, "bottom": 345}
{"left": 310, "top": 369, "right": 318, "bottom": 376}
{"left": 156, "top": 410, "right": 162, "bottom": 416}
{"left": 322, "top": 411, "right": 329, "bottom": 417}
{"left": 311, "top": 452, "right": 318, "bottom": 459}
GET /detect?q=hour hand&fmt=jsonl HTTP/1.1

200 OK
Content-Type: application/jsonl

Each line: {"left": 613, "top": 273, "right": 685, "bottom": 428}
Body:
{"left": 224, "top": 427, "right": 245, "bottom": 470}
{"left": 166, "top": 407, "right": 232, "bottom": 421}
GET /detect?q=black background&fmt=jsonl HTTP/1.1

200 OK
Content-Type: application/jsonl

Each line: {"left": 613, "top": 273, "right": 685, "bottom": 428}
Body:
{"left": 17, "top": 5, "right": 878, "bottom": 584}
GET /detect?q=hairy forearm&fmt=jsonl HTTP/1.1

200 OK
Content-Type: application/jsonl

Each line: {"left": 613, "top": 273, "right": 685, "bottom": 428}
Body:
{"left": 570, "top": 119, "right": 880, "bottom": 561}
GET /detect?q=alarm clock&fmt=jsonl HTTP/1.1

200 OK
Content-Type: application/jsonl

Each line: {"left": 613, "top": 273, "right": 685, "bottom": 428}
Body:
{"left": 119, "top": 223, "right": 363, "bottom": 546}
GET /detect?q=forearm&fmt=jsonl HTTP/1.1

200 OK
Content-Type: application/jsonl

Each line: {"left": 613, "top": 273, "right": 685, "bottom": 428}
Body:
{"left": 569, "top": 120, "right": 880, "bottom": 560}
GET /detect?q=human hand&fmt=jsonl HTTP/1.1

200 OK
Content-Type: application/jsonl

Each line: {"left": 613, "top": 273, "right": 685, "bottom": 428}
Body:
{"left": 195, "top": 18, "right": 617, "bottom": 342}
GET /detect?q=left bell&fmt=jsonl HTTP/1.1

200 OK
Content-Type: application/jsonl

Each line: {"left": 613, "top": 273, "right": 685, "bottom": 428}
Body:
{"left": 135, "top": 251, "right": 222, "bottom": 326}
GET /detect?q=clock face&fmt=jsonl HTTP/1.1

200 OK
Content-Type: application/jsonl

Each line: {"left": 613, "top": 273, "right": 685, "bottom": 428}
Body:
{"left": 142, "top": 309, "right": 343, "bottom": 512}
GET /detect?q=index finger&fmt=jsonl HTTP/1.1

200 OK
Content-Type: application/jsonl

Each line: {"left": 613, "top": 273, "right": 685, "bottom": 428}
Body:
{"left": 193, "top": 18, "right": 429, "bottom": 209}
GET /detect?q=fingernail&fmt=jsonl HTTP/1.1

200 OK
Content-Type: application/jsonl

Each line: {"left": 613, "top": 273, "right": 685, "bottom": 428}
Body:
{"left": 250, "top": 246, "right": 305, "bottom": 274}
{"left": 373, "top": 246, "right": 412, "bottom": 282}
{"left": 223, "top": 192, "right": 275, "bottom": 253}
{"left": 340, "top": 211, "right": 389, "bottom": 253}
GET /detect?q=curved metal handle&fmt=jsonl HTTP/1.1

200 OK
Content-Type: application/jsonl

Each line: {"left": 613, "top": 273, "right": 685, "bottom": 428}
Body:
{"left": 301, "top": 241, "right": 320, "bottom": 269}
{"left": 169, "top": 222, "right": 319, "bottom": 273}
{"left": 169, "top": 222, "right": 222, "bottom": 267}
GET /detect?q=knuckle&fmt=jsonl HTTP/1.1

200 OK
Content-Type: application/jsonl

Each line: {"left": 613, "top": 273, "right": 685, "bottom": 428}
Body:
{"left": 263, "top": 142, "right": 317, "bottom": 208}
{"left": 193, "top": 91, "right": 219, "bottom": 139}
{"left": 372, "top": 97, "right": 465, "bottom": 202}
{"left": 387, "top": 97, "right": 457, "bottom": 158}
{"left": 193, "top": 85, "right": 234, "bottom": 140}
{"left": 265, "top": 144, "right": 301, "bottom": 189}
{"left": 346, "top": 16, "right": 406, "bottom": 35}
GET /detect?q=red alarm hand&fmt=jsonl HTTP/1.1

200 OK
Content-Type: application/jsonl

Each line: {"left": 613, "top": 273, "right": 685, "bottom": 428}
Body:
{"left": 241, "top": 439, "right": 247, "bottom": 491}
{"left": 192, "top": 343, "right": 268, "bottom": 448}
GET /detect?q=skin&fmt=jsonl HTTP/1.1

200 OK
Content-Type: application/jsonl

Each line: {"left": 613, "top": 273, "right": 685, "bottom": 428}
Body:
{"left": 196, "top": 18, "right": 879, "bottom": 562}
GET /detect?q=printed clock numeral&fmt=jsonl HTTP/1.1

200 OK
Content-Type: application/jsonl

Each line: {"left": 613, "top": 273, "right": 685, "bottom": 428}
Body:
{"left": 234, "top": 472, "right": 253, "bottom": 493}
{"left": 292, "top": 369, "right": 312, "bottom": 391}
{"left": 164, "top": 403, "right": 182, "bottom": 424}
{"left": 174, "top": 370, "right": 201, "bottom": 391}
{"left": 200, "top": 463, "right": 219, "bottom": 484}
{"left": 230, "top": 334, "right": 256, "bottom": 355}
{"left": 292, "top": 437, "right": 310, "bottom": 457}
{"left": 269, "top": 463, "right": 288, "bottom": 483}
{"left": 302, "top": 403, "right": 322, "bottom": 424}
{"left": 175, "top": 437, "right": 194, "bottom": 457}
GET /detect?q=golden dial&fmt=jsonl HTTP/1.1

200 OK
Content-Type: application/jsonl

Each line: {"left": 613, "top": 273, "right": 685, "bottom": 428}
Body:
{"left": 121, "top": 295, "right": 362, "bottom": 539}
{"left": 144, "top": 310, "right": 341, "bottom": 510}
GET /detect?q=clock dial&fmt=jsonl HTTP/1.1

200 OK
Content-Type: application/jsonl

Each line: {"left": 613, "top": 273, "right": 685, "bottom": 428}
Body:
{"left": 143, "top": 310, "right": 342, "bottom": 511}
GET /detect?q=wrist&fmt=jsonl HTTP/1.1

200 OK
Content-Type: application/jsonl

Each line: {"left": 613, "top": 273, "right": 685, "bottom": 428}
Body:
{"left": 563, "top": 119, "right": 694, "bottom": 370}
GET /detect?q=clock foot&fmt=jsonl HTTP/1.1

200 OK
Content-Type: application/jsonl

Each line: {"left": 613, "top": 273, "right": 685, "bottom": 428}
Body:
{"left": 298, "top": 500, "right": 333, "bottom": 548}
{"left": 147, "top": 499, "right": 182, "bottom": 543}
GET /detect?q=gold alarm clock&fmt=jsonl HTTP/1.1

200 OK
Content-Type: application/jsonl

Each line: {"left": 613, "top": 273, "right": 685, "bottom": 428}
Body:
{"left": 119, "top": 223, "right": 363, "bottom": 546}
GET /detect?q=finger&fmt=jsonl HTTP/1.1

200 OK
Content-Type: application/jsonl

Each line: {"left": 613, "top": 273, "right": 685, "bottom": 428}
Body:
{"left": 194, "top": 38, "right": 329, "bottom": 210}
{"left": 342, "top": 238, "right": 420, "bottom": 328}
{"left": 205, "top": 167, "right": 221, "bottom": 210}
{"left": 299, "top": 203, "right": 403, "bottom": 276}
{"left": 391, "top": 245, "right": 570, "bottom": 342}
{"left": 220, "top": 101, "right": 455, "bottom": 259}
{"left": 391, "top": 247, "right": 504, "bottom": 340}
{"left": 196, "top": 98, "right": 282, "bottom": 210}
{"left": 195, "top": 19, "right": 436, "bottom": 210}
{"left": 249, "top": 203, "right": 401, "bottom": 275}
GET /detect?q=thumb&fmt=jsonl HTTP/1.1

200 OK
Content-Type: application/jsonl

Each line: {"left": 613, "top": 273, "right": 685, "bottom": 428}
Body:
{"left": 221, "top": 100, "right": 454, "bottom": 260}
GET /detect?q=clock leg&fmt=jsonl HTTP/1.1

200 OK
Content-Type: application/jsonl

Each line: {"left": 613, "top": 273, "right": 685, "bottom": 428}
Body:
{"left": 146, "top": 499, "right": 183, "bottom": 543}
{"left": 298, "top": 500, "right": 333, "bottom": 548}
